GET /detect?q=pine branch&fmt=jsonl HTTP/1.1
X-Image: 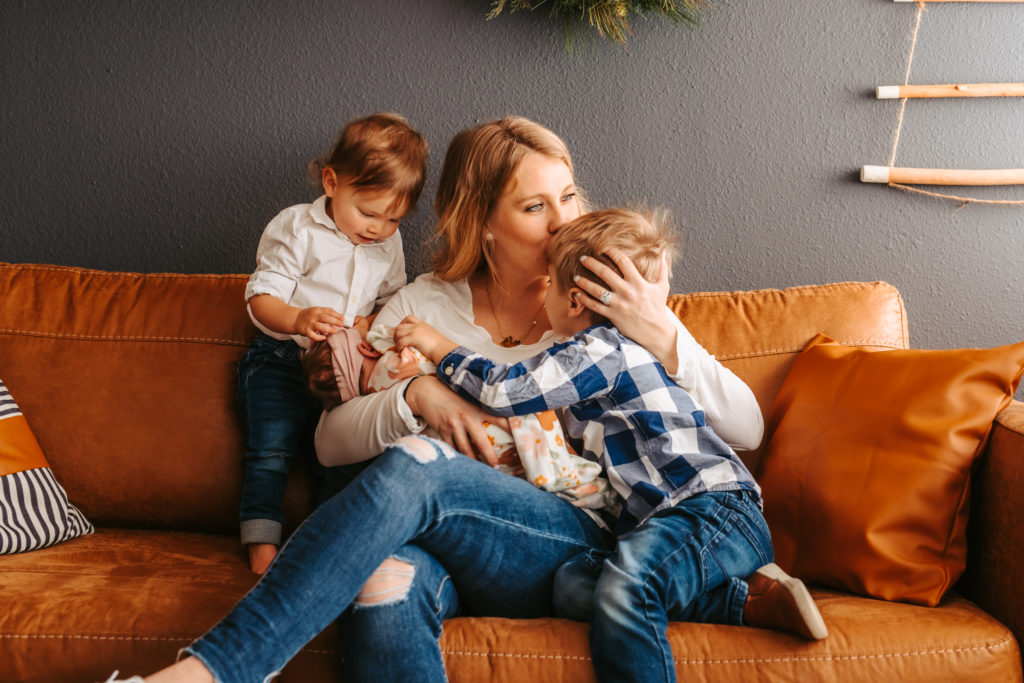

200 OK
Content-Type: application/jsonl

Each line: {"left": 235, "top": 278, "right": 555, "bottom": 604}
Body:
{"left": 488, "top": 0, "right": 705, "bottom": 48}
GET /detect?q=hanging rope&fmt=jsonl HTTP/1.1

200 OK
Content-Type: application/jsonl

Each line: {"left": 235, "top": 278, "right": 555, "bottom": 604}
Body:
{"left": 885, "top": 1, "right": 1023, "bottom": 206}
{"left": 887, "top": 2, "right": 926, "bottom": 167}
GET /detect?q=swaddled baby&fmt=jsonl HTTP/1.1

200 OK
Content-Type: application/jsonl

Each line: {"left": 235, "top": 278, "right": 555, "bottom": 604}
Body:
{"left": 303, "top": 318, "right": 617, "bottom": 511}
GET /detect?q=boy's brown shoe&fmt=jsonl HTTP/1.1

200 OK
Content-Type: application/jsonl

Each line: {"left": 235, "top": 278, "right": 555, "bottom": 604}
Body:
{"left": 743, "top": 563, "right": 828, "bottom": 640}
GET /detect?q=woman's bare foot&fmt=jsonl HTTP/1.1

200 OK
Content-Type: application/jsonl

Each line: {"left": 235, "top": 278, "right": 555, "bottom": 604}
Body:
{"left": 144, "top": 656, "right": 216, "bottom": 683}
{"left": 248, "top": 543, "right": 277, "bottom": 574}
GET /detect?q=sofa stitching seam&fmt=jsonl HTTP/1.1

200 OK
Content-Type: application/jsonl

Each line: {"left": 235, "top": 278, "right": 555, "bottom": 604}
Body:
{"left": 0, "top": 572, "right": 250, "bottom": 587}
{"left": 0, "top": 634, "right": 339, "bottom": 654}
{"left": 441, "top": 636, "right": 1016, "bottom": 663}
{"left": 667, "top": 281, "right": 893, "bottom": 300}
{"left": 0, "top": 634, "right": 195, "bottom": 642}
{"left": 715, "top": 340, "right": 904, "bottom": 361}
{"left": 0, "top": 635, "right": 1011, "bottom": 662}
{"left": 896, "top": 291, "right": 909, "bottom": 348}
{"left": 1, "top": 264, "right": 246, "bottom": 282}
{"left": 0, "top": 328, "right": 248, "bottom": 346}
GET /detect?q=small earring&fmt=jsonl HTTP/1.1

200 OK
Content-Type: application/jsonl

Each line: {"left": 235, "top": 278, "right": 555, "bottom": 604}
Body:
{"left": 484, "top": 232, "right": 494, "bottom": 241}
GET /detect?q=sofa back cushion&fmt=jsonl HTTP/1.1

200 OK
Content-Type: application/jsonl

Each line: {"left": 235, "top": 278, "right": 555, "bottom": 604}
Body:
{"left": 668, "top": 281, "right": 909, "bottom": 472}
{"left": 0, "top": 263, "right": 908, "bottom": 532}
{"left": 0, "top": 264, "right": 262, "bottom": 533}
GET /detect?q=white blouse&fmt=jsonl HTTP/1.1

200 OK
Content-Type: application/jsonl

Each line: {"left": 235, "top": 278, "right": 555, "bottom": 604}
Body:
{"left": 315, "top": 272, "right": 764, "bottom": 465}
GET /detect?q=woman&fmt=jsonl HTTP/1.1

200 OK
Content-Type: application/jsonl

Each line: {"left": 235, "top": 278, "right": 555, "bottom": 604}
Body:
{"left": 119, "top": 116, "right": 762, "bottom": 683}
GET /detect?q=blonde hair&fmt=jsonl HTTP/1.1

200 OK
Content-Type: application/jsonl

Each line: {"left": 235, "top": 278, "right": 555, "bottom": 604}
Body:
{"left": 308, "top": 112, "right": 428, "bottom": 214}
{"left": 431, "top": 116, "right": 583, "bottom": 282}
{"left": 547, "top": 207, "right": 676, "bottom": 302}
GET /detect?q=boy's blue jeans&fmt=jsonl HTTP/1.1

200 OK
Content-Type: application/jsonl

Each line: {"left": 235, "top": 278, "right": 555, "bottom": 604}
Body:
{"left": 185, "top": 437, "right": 613, "bottom": 683}
{"left": 237, "top": 332, "right": 359, "bottom": 546}
{"left": 554, "top": 490, "right": 773, "bottom": 683}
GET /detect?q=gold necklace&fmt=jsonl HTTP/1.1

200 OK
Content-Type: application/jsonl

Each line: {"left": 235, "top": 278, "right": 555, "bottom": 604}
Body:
{"left": 486, "top": 280, "right": 545, "bottom": 348}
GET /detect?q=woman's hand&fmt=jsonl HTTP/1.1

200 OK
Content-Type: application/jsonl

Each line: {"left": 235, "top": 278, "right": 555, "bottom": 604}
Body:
{"left": 404, "top": 375, "right": 507, "bottom": 466}
{"left": 576, "top": 249, "right": 680, "bottom": 374}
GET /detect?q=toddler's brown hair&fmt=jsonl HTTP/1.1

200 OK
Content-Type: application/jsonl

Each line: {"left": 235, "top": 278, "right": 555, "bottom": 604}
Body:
{"left": 308, "top": 112, "right": 428, "bottom": 213}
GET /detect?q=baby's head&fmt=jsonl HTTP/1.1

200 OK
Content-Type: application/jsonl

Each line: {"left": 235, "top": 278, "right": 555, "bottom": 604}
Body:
{"left": 309, "top": 113, "right": 428, "bottom": 244}
{"left": 302, "top": 329, "right": 370, "bottom": 411}
{"left": 545, "top": 208, "right": 676, "bottom": 336}
{"left": 302, "top": 318, "right": 434, "bottom": 410}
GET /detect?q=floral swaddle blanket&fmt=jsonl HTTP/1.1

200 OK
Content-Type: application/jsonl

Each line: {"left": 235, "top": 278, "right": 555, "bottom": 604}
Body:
{"left": 367, "top": 325, "right": 617, "bottom": 511}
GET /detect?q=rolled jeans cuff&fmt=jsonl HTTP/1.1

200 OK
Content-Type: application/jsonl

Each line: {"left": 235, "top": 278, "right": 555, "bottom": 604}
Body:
{"left": 241, "top": 518, "right": 283, "bottom": 546}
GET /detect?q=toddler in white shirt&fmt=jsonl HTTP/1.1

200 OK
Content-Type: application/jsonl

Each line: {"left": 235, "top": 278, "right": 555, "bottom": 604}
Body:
{"left": 238, "top": 113, "right": 427, "bottom": 573}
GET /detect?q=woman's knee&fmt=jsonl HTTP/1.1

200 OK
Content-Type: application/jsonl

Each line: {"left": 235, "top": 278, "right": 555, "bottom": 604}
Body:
{"left": 340, "top": 549, "right": 454, "bottom": 681}
{"left": 351, "top": 546, "right": 457, "bottom": 618}
{"left": 354, "top": 557, "right": 416, "bottom": 606}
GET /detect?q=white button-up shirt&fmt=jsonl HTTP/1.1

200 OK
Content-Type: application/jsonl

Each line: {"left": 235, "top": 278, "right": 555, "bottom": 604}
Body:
{"left": 244, "top": 195, "right": 406, "bottom": 347}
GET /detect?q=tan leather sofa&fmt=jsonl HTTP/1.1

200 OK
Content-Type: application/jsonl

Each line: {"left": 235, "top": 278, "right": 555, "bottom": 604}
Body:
{"left": 1, "top": 262, "right": 1021, "bottom": 682}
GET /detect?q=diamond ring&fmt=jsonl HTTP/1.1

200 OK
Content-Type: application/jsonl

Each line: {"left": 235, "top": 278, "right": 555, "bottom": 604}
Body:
{"left": 598, "top": 290, "right": 613, "bottom": 306}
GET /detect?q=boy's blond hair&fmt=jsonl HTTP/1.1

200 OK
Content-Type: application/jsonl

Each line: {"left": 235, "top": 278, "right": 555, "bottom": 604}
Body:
{"left": 308, "top": 112, "right": 428, "bottom": 214}
{"left": 547, "top": 208, "right": 676, "bottom": 305}
{"left": 432, "top": 116, "right": 587, "bottom": 282}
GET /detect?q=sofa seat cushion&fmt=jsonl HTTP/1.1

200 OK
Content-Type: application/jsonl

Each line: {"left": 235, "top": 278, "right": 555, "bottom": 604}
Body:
{"left": 0, "top": 528, "right": 338, "bottom": 683}
{"left": 1, "top": 530, "right": 1020, "bottom": 683}
{"left": 444, "top": 592, "right": 1021, "bottom": 682}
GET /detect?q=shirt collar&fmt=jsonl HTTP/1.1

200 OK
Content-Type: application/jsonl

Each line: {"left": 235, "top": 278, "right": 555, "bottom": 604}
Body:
{"left": 309, "top": 194, "right": 394, "bottom": 247}
{"left": 309, "top": 195, "right": 336, "bottom": 231}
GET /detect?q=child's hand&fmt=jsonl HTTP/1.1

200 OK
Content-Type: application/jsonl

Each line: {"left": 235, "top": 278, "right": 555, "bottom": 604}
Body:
{"left": 295, "top": 306, "right": 345, "bottom": 342}
{"left": 352, "top": 315, "right": 372, "bottom": 339}
{"left": 394, "top": 315, "right": 455, "bottom": 363}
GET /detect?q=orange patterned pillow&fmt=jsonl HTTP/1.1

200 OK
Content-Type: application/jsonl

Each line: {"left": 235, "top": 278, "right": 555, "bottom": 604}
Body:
{"left": 1, "top": 380, "right": 93, "bottom": 553}
{"left": 759, "top": 334, "right": 1024, "bottom": 606}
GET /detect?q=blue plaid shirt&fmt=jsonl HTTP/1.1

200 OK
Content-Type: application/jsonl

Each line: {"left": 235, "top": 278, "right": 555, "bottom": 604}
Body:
{"left": 437, "top": 324, "right": 761, "bottom": 535}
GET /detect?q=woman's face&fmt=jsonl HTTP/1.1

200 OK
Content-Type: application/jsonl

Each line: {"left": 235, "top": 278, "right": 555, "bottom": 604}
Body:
{"left": 486, "top": 153, "right": 580, "bottom": 276}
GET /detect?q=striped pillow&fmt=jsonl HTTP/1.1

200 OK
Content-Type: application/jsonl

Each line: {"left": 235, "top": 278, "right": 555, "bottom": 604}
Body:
{"left": 1, "top": 380, "right": 93, "bottom": 554}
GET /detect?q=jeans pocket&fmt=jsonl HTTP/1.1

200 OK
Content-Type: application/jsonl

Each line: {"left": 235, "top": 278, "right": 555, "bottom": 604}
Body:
{"left": 722, "top": 496, "right": 773, "bottom": 568}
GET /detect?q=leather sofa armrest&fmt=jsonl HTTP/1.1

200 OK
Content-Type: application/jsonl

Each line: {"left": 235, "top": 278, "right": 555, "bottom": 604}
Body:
{"left": 961, "top": 400, "right": 1024, "bottom": 649}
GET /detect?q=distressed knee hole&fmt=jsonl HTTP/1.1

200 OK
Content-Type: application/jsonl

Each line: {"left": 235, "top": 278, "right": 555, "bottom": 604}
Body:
{"left": 354, "top": 557, "right": 415, "bottom": 606}
{"left": 392, "top": 436, "right": 440, "bottom": 463}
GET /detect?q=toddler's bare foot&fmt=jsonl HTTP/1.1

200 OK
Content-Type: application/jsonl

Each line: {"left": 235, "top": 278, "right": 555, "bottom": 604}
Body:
{"left": 248, "top": 543, "right": 277, "bottom": 574}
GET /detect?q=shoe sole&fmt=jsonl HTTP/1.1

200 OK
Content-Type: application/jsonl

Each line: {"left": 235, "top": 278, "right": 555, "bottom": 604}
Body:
{"left": 756, "top": 563, "right": 829, "bottom": 640}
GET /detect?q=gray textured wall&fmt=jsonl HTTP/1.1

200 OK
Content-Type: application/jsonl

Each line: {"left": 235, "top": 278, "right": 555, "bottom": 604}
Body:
{"left": 2, "top": 1, "right": 1022, "bottom": 396}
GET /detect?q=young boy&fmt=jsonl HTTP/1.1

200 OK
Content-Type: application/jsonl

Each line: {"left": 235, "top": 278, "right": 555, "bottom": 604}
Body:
{"left": 395, "top": 208, "right": 827, "bottom": 682}
{"left": 239, "top": 113, "right": 427, "bottom": 574}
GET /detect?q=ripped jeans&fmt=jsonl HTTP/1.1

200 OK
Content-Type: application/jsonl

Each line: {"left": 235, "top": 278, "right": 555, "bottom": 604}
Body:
{"left": 185, "top": 436, "right": 613, "bottom": 683}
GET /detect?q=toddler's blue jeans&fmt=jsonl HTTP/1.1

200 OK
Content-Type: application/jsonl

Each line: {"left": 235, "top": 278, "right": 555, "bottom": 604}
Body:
{"left": 185, "top": 436, "right": 613, "bottom": 682}
{"left": 237, "top": 333, "right": 322, "bottom": 546}
{"left": 237, "top": 332, "right": 362, "bottom": 546}
{"left": 554, "top": 490, "right": 773, "bottom": 683}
